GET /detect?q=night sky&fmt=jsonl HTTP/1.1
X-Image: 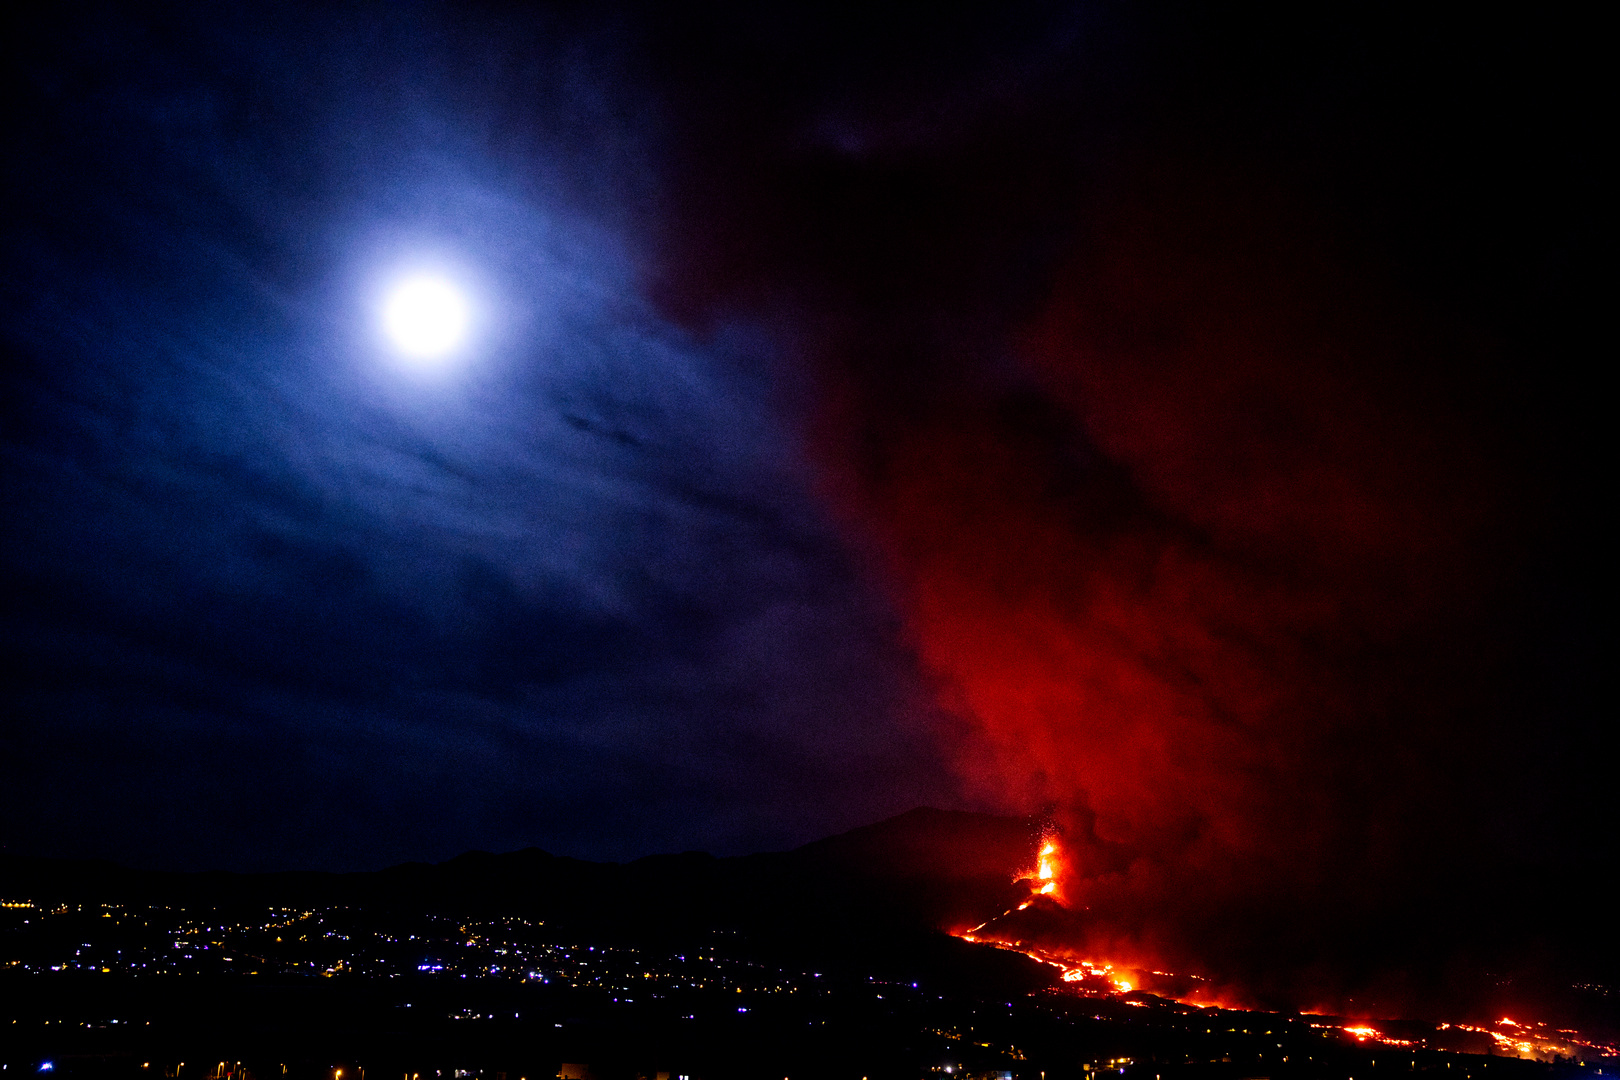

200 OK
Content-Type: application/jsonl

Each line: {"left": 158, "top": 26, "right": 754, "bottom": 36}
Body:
{"left": 1, "top": 2, "right": 1607, "bottom": 1016}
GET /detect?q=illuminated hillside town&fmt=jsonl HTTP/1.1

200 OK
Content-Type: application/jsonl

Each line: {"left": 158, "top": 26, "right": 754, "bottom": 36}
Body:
{"left": 4, "top": 829, "right": 1614, "bottom": 1080}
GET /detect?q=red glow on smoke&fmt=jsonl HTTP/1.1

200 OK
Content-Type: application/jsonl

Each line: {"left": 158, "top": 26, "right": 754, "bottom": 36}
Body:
{"left": 812, "top": 162, "right": 1509, "bottom": 1012}
{"left": 631, "top": 8, "right": 1603, "bottom": 1027}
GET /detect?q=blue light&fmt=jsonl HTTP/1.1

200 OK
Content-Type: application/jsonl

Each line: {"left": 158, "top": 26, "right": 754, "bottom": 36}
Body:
{"left": 38, "top": 1065, "right": 53, "bottom": 1073}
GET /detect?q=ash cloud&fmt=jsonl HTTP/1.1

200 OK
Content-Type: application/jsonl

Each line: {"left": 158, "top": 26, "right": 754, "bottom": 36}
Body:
{"left": 637, "top": 3, "right": 1609, "bottom": 1017}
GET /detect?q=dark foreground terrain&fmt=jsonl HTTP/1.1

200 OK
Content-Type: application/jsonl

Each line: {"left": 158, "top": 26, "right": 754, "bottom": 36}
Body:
{"left": 8, "top": 970, "right": 1608, "bottom": 1080}
{"left": 3, "top": 811, "right": 1614, "bottom": 1080}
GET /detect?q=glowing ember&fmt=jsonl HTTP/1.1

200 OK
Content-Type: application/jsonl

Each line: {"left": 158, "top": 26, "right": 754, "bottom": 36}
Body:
{"left": 1434, "top": 1019, "right": 1619, "bottom": 1063}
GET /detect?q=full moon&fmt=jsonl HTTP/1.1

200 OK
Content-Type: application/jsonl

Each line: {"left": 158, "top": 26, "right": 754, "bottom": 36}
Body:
{"left": 381, "top": 274, "right": 469, "bottom": 361}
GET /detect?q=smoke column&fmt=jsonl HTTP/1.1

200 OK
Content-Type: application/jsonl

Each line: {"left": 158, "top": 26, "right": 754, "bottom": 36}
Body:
{"left": 641, "top": 4, "right": 1607, "bottom": 1018}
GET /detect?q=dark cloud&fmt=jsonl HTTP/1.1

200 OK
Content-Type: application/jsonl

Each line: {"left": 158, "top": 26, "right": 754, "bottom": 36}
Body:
{"left": 629, "top": 0, "right": 1609, "bottom": 1017}
{"left": 1, "top": 1, "right": 954, "bottom": 871}
{"left": 0, "top": 0, "right": 1607, "bottom": 1019}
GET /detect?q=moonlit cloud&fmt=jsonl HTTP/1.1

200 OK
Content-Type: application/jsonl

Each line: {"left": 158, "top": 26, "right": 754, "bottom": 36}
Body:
{"left": 0, "top": 2, "right": 953, "bottom": 872}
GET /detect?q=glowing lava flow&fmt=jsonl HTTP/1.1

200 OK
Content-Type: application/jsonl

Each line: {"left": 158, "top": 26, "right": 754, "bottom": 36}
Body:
{"left": 1442, "top": 1019, "right": 1619, "bottom": 1063}
{"left": 1339, "top": 1024, "right": 1416, "bottom": 1048}
{"left": 955, "top": 833, "right": 1135, "bottom": 995}
{"left": 951, "top": 835, "right": 1618, "bottom": 1065}
{"left": 1323, "top": 1017, "right": 1618, "bottom": 1062}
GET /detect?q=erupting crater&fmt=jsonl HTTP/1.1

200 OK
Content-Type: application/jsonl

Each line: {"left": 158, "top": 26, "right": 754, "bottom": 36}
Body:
{"left": 953, "top": 831, "right": 1141, "bottom": 997}
{"left": 943, "top": 827, "right": 1617, "bottom": 1064}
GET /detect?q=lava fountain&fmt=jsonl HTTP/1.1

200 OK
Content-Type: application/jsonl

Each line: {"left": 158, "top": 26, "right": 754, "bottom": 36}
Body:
{"left": 955, "top": 830, "right": 1138, "bottom": 996}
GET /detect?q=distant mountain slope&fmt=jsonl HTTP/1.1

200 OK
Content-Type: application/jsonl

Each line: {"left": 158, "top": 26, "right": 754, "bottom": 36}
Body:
{"left": 0, "top": 807, "right": 1053, "bottom": 994}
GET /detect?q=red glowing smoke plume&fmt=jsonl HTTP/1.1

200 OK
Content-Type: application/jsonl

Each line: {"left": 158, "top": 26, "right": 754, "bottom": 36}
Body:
{"left": 638, "top": 6, "right": 1606, "bottom": 1019}
{"left": 810, "top": 161, "right": 1521, "bottom": 1012}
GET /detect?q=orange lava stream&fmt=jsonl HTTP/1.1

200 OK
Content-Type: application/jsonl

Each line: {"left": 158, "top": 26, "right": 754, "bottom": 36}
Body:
{"left": 950, "top": 836, "right": 1619, "bottom": 1064}
{"left": 955, "top": 833, "right": 1135, "bottom": 995}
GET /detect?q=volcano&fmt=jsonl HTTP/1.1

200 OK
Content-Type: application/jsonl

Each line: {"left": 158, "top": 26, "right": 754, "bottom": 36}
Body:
{"left": 4, "top": 806, "right": 1615, "bottom": 1056}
